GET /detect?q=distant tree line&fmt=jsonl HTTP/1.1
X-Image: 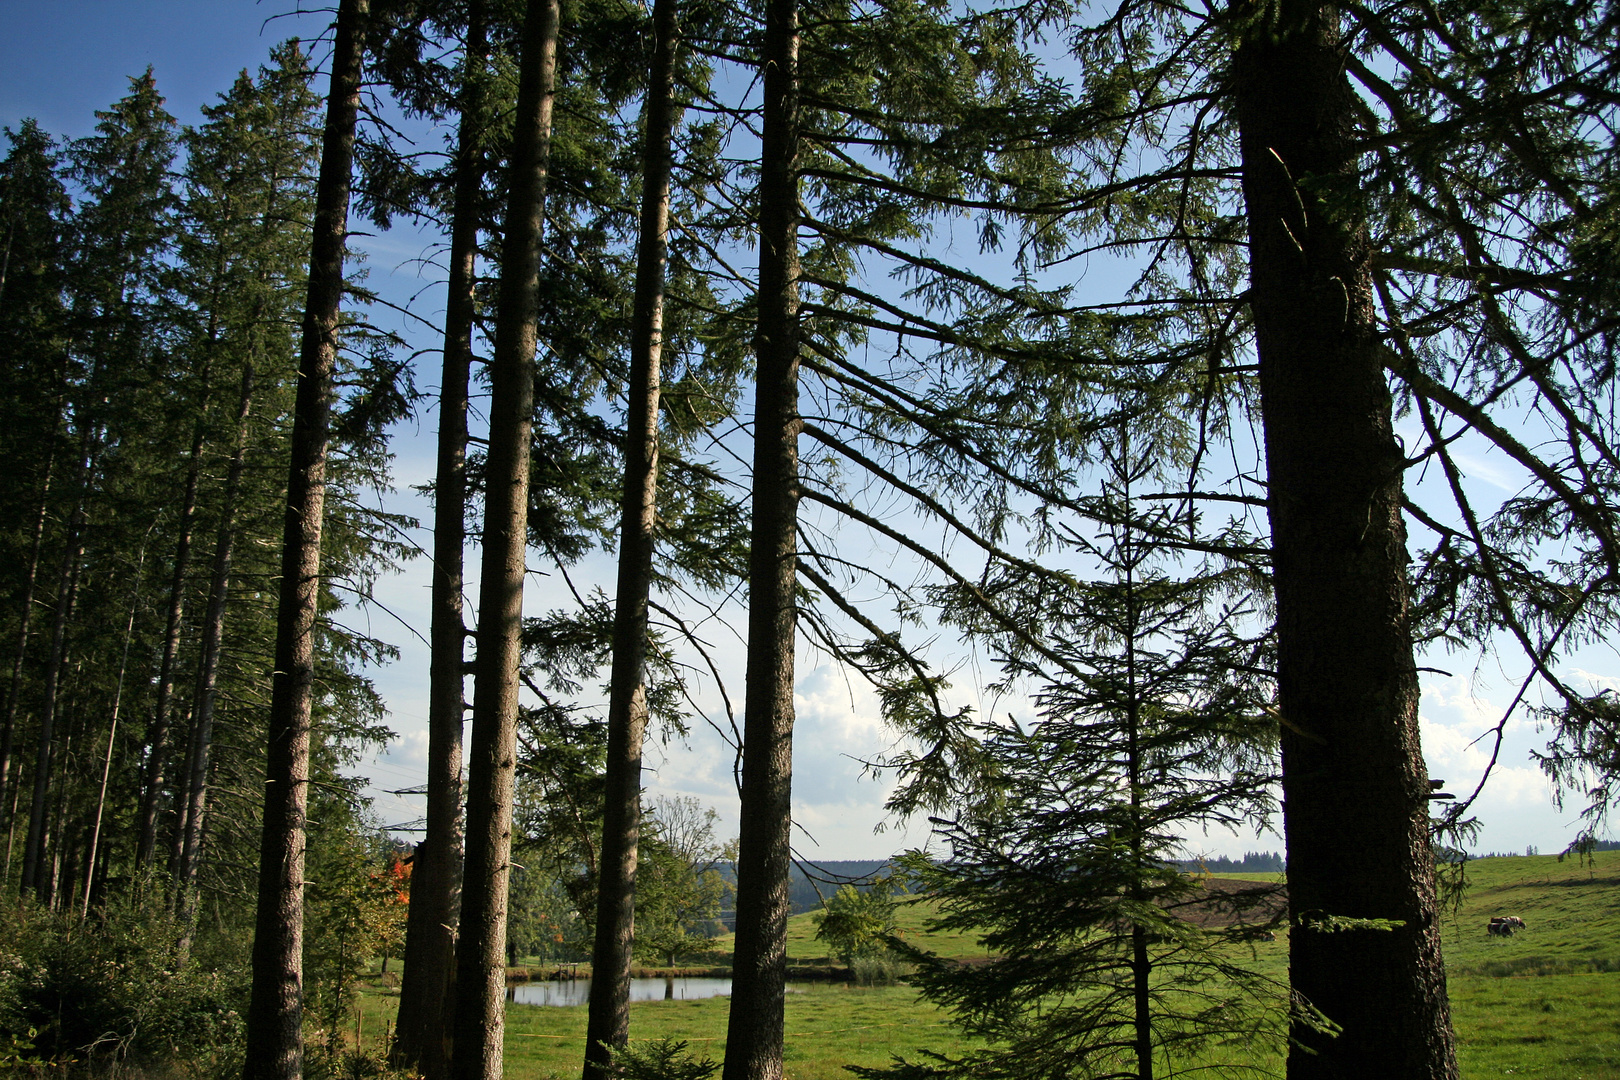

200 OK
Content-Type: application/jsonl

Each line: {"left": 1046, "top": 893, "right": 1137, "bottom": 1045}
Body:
{"left": 1171, "top": 852, "right": 1287, "bottom": 875}
{"left": 710, "top": 861, "right": 894, "bottom": 926}
{"left": 1469, "top": 840, "right": 1620, "bottom": 859}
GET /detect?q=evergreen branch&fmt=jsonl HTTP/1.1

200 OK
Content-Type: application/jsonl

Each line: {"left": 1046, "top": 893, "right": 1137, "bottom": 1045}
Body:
{"left": 797, "top": 484, "right": 1081, "bottom": 678}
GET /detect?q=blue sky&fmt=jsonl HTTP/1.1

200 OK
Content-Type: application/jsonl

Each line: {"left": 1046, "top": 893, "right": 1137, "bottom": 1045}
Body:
{"left": 3, "top": 0, "right": 1609, "bottom": 862}
{"left": 0, "top": 2, "right": 324, "bottom": 139}
{"left": 0, "top": 0, "right": 935, "bottom": 859}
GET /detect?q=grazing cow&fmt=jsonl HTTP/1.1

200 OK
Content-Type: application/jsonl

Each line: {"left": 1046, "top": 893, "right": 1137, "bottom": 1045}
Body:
{"left": 1488, "top": 916, "right": 1526, "bottom": 936}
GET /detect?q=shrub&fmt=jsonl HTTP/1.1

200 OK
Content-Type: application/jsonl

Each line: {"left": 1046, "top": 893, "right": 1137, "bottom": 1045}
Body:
{"left": 0, "top": 898, "right": 246, "bottom": 1074}
{"left": 607, "top": 1037, "right": 720, "bottom": 1080}
{"left": 848, "top": 955, "right": 910, "bottom": 987}
{"left": 813, "top": 881, "right": 901, "bottom": 967}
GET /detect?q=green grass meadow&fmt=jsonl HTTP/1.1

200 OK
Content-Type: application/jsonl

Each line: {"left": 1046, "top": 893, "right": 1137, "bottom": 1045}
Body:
{"left": 1441, "top": 852, "right": 1620, "bottom": 1078}
{"left": 359, "top": 851, "right": 1620, "bottom": 1079}
{"left": 496, "top": 984, "right": 980, "bottom": 1080}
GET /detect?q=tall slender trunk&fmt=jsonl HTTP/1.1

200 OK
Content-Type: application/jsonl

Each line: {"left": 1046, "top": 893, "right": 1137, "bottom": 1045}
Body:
{"left": 1233, "top": 4, "right": 1458, "bottom": 1078}
{"left": 166, "top": 704, "right": 193, "bottom": 877}
{"left": 0, "top": 213, "right": 13, "bottom": 301}
{"left": 582, "top": 0, "right": 678, "bottom": 1072}
{"left": 0, "top": 445, "right": 56, "bottom": 816}
{"left": 394, "top": 7, "right": 486, "bottom": 1076}
{"left": 136, "top": 425, "right": 204, "bottom": 871}
{"left": 722, "top": 0, "right": 801, "bottom": 1075}
{"left": 451, "top": 1, "right": 557, "bottom": 1076}
{"left": 48, "top": 805, "right": 77, "bottom": 913}
{"left": 21, "top": 447, "right": 87, "bottom": 901}
{"left": 82, "top": 531, "right": 148, "bottom": 917}
{"left": 241, "top": 2, "right": 368, "bottom": 1076}
{"left": 175, "top": 360, "right": 255, "bottom": 935}
{"left": 43, "top": 693, "right": 82, "bottom": 912}
{"left": 1123, "top": 521, "right": 1151, "bottom": 1080}
{"left": 4, "top": 763, "right": 23, "bottom": 883}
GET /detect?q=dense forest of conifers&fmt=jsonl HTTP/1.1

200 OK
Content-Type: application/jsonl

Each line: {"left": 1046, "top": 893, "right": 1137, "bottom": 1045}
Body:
{"left": 2, "top": 0, "right": 1618, "bottom": 1079}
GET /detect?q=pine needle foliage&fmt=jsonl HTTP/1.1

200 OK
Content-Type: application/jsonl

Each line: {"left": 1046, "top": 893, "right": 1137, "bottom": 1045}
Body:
{"left": 873, "top": 434, "right": 1291, "bottom": 1080}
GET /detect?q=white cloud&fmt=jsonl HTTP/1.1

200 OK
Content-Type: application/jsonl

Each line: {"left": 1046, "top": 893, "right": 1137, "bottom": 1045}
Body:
{"left": 1419, "top": 707, "right": 1562, "bottom": 853}
{"left": 1566, "top": 667, "right": 1620, "bottom": 694}
{"left": 1447, "top": 448, "right": 1523, "bottom": 494}
{"left": 1419, "top": 712, "right": 1552, "bottom": 801}
{"left": 1419, "top": 713, "right": 1493, "bottom": 773}
{"left": 1420, "top": 672, "right": 1530, "bottom": 733}
{"left": 794, "top": 666, "right": 888, "bottom": 746}
{"left": 379, "top": 727, "right": 431, "bottom": 772}
{"left": 641, "top": 663, "right": 935, "bottom": 859}
{"left": 1485, "top": 765, "right": 1554, "bottom": 806}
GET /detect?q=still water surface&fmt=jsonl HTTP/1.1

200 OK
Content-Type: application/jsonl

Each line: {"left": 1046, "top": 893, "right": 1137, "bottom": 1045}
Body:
{"left": 507, "top": 976, "right": 734, "bottom": 1007}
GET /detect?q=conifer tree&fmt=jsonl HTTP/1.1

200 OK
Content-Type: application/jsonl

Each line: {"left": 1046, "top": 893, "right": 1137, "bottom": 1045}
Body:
{"left": 850, "top": 1, "right": 1620, "bottom": 1074}
{"left": 870, "top": 433, "right": 1288, "bottom": 1080}
{"left": 243, "top": 1, "right": 370, "bottom": 1075}
{"left": 1230, "top": 6, "right": 1456, "bottom": 1072}
{"left": 724, "top": 0, "right": 803, "bottom": 1075}
{"left": 163, "top": 42, "right": 323, "bottom": 928}
{"left": 388, "top": 0, "right": 489, "bottom": 1068}
{"left": 584, "top": 0, "right": 683, "bottom": 1068}
{"left": 452, "top": 0, "right": 559, "bottom": 1075}
{"left": 129, "top": 46, "right": 318, "bottom": 879}
{"left": 20, "top": 71, "right": 177, "bottom": 903}
{"left": 0, "top": 121, "right": 70, "bottom": 820}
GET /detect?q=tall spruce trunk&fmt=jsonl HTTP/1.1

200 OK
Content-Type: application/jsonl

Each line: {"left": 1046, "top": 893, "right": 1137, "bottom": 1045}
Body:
{"left": 42, "top": 692, "right": 81, "bottom": 910}
{"left": 722, "top": 0, "right": 801, "bottom": 1076}
{"left": 394, "top": 6, "right": 485, "bottom": 1076}
{"left": 0, "top": 446, "right": 55, "bottom": 821}
{"left": 175, "top": 360, "right": 255, "bottom": 936}
{"left": 83, "top": 535, "right": 147, "bottom": 918}
{"left": 1233, "top": 4, "right": 1458, "bottom": 1077}
{"left": 582, "top": 0, "right": 678, "bottom": 1072}
{"left": 241, "top": 2, "right": 367, "bottom": 1077}
{"left": 21, "top": 448, "right": 87, "bottom": 901}
{"left": 1124, "top": 548, "right": 1151, "bottom": 1080}
{"left": 135, "top": 426, "right": 203, "bottom": 872}
{"left": 450, "top": 1, "right": 557, "bottom": 1076}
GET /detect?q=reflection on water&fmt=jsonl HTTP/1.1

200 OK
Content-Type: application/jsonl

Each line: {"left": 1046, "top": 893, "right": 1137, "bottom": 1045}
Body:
{"left": 507, "top": 976, "right": 734, "bottom": 1007}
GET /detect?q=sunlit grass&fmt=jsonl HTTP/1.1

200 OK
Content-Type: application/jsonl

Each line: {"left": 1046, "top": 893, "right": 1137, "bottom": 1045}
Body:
{"left": 1448, "top": 972, "right": 1620, "bottom": 1078}
{"left": 356, "top": 851, "right": 1620, "bottom": 1079}
{"left": 498, "top": 983, "right": 982, "bottom": 1080}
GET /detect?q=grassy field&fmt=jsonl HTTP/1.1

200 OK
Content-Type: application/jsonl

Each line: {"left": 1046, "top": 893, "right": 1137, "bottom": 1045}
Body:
{"left": 498, "top": 983, "right": 981, "bottom": 1080}
{"left": 1441, "top": 851, "right": 1620, "bottom": 1078}
{"left": 358, "top": 851, "right": 1620, "bottom": 1079}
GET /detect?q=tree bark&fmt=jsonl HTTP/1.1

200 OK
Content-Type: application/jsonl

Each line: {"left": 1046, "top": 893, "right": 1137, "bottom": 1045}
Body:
{"left": 42, "top": 692, "right": 82, "bottom": 911}
{"left": 450, "top": 1, "right": 557, "bottom": 1077}
{"left": 136, "top": 424, "right": 203, "bottom": 872}
{"left": 1233, "top": 4, "right": 1459, "bottom": 1077}
{"left": 0, "top": 445, "right": 55, "bottom": 822}
{"left": 1124, "top": 539, "right": 1151, "bottom": 1080}
{"left": 722, "top": 0, "right": 801, "bottom": 1075}
{"left": 20, "top": 444, "right": 87, "bottom": 901}
{"left": 82, "top": 531, "right": 148, "bottom": 918}
{"left": 175, "top": 360, "right": 254, "bottom": 938}
{"left": 394, "top": 6, "right": 485, "bottom": 1076}
{"left": 582, "top": 0, "right": 678, "bottom": 1072}
{"left": 241, "top": 2, "right": 367, "bottom": 1077}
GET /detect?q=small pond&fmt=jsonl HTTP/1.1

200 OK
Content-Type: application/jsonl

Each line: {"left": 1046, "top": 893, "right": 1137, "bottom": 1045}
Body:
{"left": 507, "top": 976, "right": 735, "bottom": 1007}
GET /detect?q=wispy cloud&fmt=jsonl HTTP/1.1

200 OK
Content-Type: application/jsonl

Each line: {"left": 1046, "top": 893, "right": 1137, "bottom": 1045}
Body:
{"left": 1566, "top": 667, "right": 1620, "bottom": 694}
{"left": 1421, "top": 672, "right": 1530, "bottom": 733}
